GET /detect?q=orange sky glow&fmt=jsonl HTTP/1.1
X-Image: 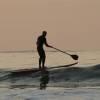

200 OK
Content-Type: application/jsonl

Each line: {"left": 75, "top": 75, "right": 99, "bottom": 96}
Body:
{"left": 0, "top": 0, "right": 100, "bottom": 51}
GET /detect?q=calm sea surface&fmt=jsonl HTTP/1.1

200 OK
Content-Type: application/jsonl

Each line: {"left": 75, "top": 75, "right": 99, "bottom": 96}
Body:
{"left": 0, "top": 50, "right": 100, "bottom": 70}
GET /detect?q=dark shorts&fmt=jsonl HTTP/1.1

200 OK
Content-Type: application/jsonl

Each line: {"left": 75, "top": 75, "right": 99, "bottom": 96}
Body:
{"left": 37, "top": 48, "right": 46, "bottom": 58}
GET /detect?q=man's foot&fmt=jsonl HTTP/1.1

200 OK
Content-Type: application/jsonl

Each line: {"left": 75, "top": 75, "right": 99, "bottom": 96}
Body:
{"left": 41, "top": 66, "right": 47, "bottom": 70}
{"left": 39, "top": 66, "right": 42, "bottom": 70}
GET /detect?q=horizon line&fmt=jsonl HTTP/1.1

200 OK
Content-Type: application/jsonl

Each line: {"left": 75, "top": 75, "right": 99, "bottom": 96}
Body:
{"left": 0, "top": 50, "right": 59, "bottom": 53}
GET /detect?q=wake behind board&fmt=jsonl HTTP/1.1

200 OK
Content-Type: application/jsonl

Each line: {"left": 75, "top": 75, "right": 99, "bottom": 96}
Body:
{"left": 11, "top": 62, "right": 78, "bottom": 76}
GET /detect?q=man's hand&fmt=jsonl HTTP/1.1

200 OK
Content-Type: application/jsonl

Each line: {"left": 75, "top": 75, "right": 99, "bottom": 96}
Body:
{"left": 49, "top": 45, "right": 53, "bottom": 48}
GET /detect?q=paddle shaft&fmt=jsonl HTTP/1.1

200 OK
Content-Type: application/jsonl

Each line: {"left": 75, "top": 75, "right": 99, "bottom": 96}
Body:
{"left": 52, "top": 47, "right": 71, "bottom": 56}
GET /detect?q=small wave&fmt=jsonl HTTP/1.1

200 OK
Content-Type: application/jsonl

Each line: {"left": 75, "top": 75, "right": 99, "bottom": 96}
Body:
{"left": 0, "top": 64, "right": 100, "bottom": 88}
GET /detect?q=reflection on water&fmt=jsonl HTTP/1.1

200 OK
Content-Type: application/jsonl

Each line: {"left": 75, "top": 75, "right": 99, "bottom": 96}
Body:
{"left": 40, "top": 67, "right": 50, "bottom": 90}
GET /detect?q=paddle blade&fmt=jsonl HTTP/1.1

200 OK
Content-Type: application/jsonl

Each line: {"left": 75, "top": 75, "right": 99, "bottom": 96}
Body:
{"left": 71, "top": 55, "right": 79, "bottom": 60}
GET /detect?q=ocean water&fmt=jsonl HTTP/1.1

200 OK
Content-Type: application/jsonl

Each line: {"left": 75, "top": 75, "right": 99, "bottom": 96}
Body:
{"left": 0, "top": 50, "right": 100, "bottom": 70}
{"left": 0, "top": 51, "right": 100, "bottom": 100}
{"left": 0, "top": 50, "right": 100, "bottom": 87}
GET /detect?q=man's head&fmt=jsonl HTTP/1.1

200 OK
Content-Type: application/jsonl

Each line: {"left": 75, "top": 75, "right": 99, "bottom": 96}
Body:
{"left": 42, "top": 31, "right": 47, "bottom": 37}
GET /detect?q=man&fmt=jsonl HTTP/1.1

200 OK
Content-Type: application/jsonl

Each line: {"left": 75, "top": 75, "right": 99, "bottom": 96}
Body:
{"left": 37, "top": 31, "right": 52, "bottom": 69}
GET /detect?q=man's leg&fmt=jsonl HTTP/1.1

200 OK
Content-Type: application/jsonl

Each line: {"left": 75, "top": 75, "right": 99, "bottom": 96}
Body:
{"left": 42, "top": 57, "right": 45, "bottom": 68}
{"left": 39, "top": 57, "right": 42, "bottom": 69}
{"left": 37, "top": 49, "right": 42, "bottom": 69}
{"left": 42, "top": 51, "right": 46, "bottom": 68}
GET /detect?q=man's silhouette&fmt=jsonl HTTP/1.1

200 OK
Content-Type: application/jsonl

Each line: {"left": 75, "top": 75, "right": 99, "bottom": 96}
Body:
{"left": 37, "top": 31, "right": 52, "bottom": 69}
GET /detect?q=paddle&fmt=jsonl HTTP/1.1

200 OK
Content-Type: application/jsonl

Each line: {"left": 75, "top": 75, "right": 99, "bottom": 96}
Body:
{"left": 51, "top": 47, "right": 79, "bottom": 60}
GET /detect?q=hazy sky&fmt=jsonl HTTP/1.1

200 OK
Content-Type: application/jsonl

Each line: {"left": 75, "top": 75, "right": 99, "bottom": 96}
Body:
{"left": 0, "top": 0, "right": 100, "bottom": 51}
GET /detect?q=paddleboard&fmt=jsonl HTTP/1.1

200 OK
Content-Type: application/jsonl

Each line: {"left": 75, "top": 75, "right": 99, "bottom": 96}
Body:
{"left": 11, "top": 62, "right": 78, "bottom": 75}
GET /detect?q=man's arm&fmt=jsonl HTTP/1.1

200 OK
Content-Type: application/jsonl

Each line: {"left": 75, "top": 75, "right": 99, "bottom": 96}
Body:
{"left": 44, "top": 38, "right": 52, "bottom": 48}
